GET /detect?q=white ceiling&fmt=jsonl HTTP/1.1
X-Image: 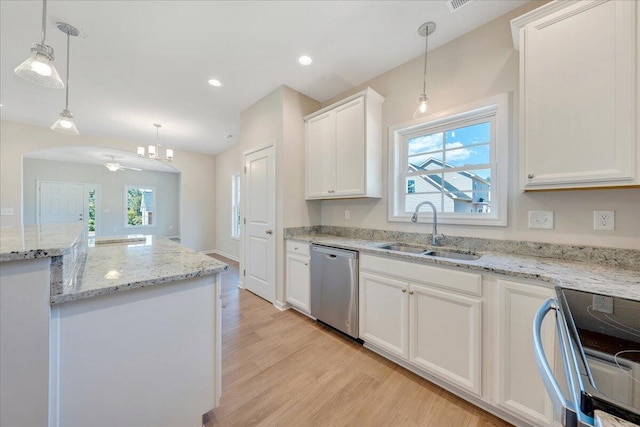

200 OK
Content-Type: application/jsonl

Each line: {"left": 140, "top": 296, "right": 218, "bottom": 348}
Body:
{"left": 0, "top": 0, "right": 528, "bottom": 156}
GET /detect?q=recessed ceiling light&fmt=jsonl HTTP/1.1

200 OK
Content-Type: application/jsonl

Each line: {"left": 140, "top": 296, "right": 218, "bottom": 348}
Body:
{"left": 298, "top": 55, "right": 313, "bottom": 66}
{"left": 208, "top": 79, "right": 222, "bottom": 87}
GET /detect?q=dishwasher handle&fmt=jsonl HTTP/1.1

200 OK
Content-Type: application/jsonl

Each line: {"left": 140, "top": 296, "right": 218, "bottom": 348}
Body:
{"left": 311, "top": 244, "right": 357, "bottom": 259}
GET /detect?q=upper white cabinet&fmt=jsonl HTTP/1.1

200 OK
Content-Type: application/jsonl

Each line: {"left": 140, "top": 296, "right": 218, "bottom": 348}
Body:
{"left": 512, "top": 0, "right": 640, "bottom": 190}
{"left": 304, "top": 88, "right": 385, "bottom": 199}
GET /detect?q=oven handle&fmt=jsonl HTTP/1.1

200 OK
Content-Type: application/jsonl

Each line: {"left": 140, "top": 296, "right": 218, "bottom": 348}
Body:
{"left": 533, "top": 298, "right": 578, "bottom": 426}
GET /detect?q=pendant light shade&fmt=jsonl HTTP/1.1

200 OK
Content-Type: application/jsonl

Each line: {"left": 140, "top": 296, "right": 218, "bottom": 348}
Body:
{"left": 51, "top": 109, "right": 79, "bottom": 134}
{"left": 51, "top": 22, "right": 80, "bottom": 135}
{"left": 14, "top": 0, "right": 64, "bottom": 89}
{"left": 413, "top": 21, "right": 436, "bottom": 118}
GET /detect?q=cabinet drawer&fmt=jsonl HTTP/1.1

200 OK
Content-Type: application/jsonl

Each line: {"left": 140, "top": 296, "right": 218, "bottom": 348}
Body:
{"left": 361, "top": 254, "right": 481, "bottom": 297}
{"left": 286, "top": 240, "right": 310, "bottom": 256}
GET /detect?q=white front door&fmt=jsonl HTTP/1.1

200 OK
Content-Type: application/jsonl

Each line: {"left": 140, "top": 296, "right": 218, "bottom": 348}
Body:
{"left": 38, "top": 181, "right": 85, "bottom": 225}
{"left": 243, "top": 146, "right": 276, "bottom": 302}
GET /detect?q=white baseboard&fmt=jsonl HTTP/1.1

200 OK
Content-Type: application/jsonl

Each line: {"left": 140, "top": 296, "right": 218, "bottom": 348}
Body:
{"left": 237, "top": 280, "right": 244, "bottom": 289}
{"left": 273, "top": 300, "right": 288, "bottom": 311}
{"left": 199, "top": 249, "right": 217, "bottom": 255}
{"left": 211, "top": 250, "right": 239, "bottom": 262}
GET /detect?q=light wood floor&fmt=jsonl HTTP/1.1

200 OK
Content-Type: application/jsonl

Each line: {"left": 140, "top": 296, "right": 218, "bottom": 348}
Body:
{"left": 206, "top": 254, "right": 512, "bottom": 427}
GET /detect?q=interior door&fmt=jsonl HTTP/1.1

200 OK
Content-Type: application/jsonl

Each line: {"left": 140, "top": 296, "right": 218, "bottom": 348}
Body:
{"left": 243, "top": 146, "right": 276, "bottom": 302}
{"left": 38, "top": 181, "right": 85, "bottom": 225}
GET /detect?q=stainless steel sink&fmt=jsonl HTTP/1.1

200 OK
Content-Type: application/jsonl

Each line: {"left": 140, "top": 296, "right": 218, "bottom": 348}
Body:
{"left": 378, "top": 243, "right": 480, "bottom": 260}
{"left": 378, "top": 244, "right": 431, "bottom": 254}
{"left": 423, "top": 251, "right": 480, "bottom": 261}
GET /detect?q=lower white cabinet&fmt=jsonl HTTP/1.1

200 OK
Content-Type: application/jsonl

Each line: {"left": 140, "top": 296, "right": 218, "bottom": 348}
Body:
{"left": 359, "top": 255, "right": 483, "bottom": 396}
{"left": 359, "top": 271, "right": 409, "bottom": 359}
{"left": 494, "top": 278, "right": 559, "bottom": 426}
{"left": 285, "top": 241, "right": 310, "bottom": 314}
{"left": 410, "top": 283, "right": 482, "bottom": 395}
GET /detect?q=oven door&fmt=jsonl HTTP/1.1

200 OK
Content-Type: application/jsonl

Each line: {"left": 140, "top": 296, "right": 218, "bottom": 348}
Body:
{"left": 533, "top": 298, "right": 595, "bottom": 427}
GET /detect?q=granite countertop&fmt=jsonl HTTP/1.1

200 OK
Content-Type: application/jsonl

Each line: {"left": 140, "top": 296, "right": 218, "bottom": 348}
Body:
{"left": 0, "top": 223, "right": 86, "bottom": 261}
{"left": 287, "top": 234, "right": 640, "bottom": 302}
{"left": 52, "top": 235, "right": 227, "bottom": 305}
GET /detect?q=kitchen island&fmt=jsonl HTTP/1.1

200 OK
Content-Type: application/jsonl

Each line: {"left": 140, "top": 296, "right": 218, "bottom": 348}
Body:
{"left": 0, "top": 224, "right": 227, "bottom": 427}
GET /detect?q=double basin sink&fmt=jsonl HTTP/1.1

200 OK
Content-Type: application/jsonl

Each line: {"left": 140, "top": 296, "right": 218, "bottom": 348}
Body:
{"left": 377, "top": 243, "right": 481, "bottom": 261}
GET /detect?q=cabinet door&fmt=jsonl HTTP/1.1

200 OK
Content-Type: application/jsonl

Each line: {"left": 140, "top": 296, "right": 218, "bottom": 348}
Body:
{"left": 306, "top": 111, "right": 335, "bottom": 198}
{"left": 520, "top": 0, "right": 637, "bottom": 189}
{"left": 286, "top": 254, "right": 310, "bottom": 314}
{"left": 334, "top": 97, "right": 365, "bottom": 196}
{"left": 359, "top": 271, "right": 409, "bottom": 359}
{"left": 496, "top": 279, "right": 557, "bottom": 426}
{"left": 409, "top": 283, "right": 482, "bottom": 395}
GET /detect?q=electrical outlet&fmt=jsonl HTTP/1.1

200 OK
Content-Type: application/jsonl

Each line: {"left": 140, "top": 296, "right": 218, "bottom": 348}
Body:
{"left": 0, "top": 208, "right": 14, "bottom": 216}
{"left": 594, "top": 210, "right": 615, "bottom": 231}
{"left": 592, "top": 295, "right": 614, "bottom": 314}
{"left": 528, "top": 211, "right": 554, "bottom": 229}
{"left": 344, "top": 210, "right": 350, "bottom": 220}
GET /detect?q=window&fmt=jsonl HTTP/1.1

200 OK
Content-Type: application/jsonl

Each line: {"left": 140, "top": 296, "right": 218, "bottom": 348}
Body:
{"left": 231, "top": 174, "right": 241, "bottom": 239}
{"left": 388, "top": 94, "right": 509, "bottom": 226}
{"left": 125, "top": 186, "right": 156, "bottom": 227}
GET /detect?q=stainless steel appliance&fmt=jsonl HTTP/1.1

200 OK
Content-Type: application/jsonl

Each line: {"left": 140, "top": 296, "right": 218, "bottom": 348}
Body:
{"left": 310, "top": 244, "right": 359, "bottom": 340}
{"left": 533, "top": 288, "right": 640, "bottom": 426}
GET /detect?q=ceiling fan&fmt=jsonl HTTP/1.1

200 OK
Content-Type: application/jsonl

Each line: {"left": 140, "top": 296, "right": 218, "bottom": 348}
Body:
{"left": 104, "top": 162, "right": 142, "bottom": 172}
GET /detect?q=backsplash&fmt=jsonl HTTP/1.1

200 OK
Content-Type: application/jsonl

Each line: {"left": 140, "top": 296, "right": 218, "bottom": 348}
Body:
{"left": 285, "top": 226, "right": 640, "bottom": 270}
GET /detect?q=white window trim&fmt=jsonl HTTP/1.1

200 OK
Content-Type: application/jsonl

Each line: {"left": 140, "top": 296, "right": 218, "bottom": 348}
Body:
{"left": 124, "top": 185, "right": 157, "bottom": 228}
{"left": 388, "top": 93, "right": 510, "bottom": 226}
{"left": 231, "top": 173, "right": 241, "bottom": 240}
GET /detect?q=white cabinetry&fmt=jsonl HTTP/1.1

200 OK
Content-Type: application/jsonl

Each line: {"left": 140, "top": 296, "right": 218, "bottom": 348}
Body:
{"left": 359, "top": 254, "right": 482, "bottom": 395}
{"left": 285, "top": 241, "right": 311, "bottom": 314}
{"left": 304, "top": 87, "right": 385, "bottom": 199}
{"left": 494, "top": 278, "right": 559, "bottom": 426}
{"left": 512, "top": 0, "right": 640, "bottom": 190}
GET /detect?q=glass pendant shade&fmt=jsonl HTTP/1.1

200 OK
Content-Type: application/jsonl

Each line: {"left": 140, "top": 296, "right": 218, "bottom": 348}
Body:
{"left": 14, "top": 44, "right": 64, "bottom": 89}
{"left": 51, "top": 109, "right": 79, "bottom": 135}
{"left": 165, "top": 149, "right": 174, "bottom": 160}
{"left": 137, "top": 146, "right": 145, "bottom": 156}
{"left": 148, "top": 145, "right": 157, "bottom": 158}
{"left": 413, "top": 94, "right": 430, "bottom": 118}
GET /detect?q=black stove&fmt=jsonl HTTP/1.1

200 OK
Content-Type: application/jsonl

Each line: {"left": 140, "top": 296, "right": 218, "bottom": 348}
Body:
{"left": 557, "top": 288, "right": 640, "bottom": 425}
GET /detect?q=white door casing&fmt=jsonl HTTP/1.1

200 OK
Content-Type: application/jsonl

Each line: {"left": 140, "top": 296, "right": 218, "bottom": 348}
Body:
{"left": 243, "top": 145, "right": 276, "bottom": 303}
{"left": 38, "top": 181, "right": 85, "bottom": 225}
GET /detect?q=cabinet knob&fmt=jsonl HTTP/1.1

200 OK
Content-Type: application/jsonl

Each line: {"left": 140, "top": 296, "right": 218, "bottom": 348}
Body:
{"left": 304, "top": 263, "right": 308, "bottom": 266}
{"left": 401, "top": 288, "right": 407, "bottom": 293}
{"left": 409, "top": 291, "right": 414, "bottom": 295}
{"left": 265, "top": 229, "right": 273, "bottom": 235}
{"left": 528, "top": 173, "right": 534, "bottom": 179}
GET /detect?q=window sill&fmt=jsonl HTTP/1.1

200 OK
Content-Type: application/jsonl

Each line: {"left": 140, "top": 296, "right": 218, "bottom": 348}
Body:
{"left": 388, "top": 214, "right": 507, "bottom": 227}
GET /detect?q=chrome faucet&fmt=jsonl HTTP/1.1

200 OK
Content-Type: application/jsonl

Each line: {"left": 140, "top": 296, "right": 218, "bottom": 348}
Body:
{"left": 411, "top": 201, "right": 440, "bottom": 246}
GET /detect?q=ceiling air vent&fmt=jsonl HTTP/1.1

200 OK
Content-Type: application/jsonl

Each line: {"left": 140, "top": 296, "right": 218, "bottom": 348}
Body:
{"left": 446, "top": 0, "right": 474, "bottom": 13}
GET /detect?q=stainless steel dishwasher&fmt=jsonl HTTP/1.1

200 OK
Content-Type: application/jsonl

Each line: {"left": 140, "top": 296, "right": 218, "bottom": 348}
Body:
{"left": 310, "top": 244, "right": 359, "bottom": 340}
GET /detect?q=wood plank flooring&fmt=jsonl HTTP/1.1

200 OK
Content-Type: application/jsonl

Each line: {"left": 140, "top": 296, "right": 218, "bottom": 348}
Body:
{"left": 206, "top": 254, "right": 512, "bottom": 427}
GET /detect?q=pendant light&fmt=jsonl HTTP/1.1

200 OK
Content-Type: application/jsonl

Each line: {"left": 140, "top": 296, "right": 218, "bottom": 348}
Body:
{"left": 138, "top": 124, "right": 174, "bottom": 161}
{"left": 51, "top": 22, "right": 79, "bottom": 135}
{"left": 14, "top": 0, "right": 64, "bottom": 89}
{"left": 413, "top": 21, "right": 436, "bottom": 118}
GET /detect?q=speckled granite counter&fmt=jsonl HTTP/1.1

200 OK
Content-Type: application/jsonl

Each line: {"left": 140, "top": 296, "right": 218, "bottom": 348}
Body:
{"left": 0, "top": 224, "right": 227, "bottom": 305}
{"left": 52, "top": 235, "right": 227, "bottom": 304}
{"left": 286, "top": 232, "right": 640, "bottom": 302}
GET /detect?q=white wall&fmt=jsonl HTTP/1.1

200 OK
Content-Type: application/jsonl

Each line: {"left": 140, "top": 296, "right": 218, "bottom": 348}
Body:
{"left": 0, "top": 120, "right": 216, "bottom": 251}
{"left": 23, "top": 158, "right": 180, "bottom": 237}
{"left": 317, "top": 1, "right": 640, "bottom": 250}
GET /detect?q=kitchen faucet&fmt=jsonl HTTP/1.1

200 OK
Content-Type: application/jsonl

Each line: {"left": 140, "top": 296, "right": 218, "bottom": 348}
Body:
{"left": 411, "top": 201, "right": 440, "bottom": 246}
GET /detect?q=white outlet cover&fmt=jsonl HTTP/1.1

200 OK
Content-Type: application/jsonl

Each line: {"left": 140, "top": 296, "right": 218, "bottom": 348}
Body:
{"left": 528, "top": 211, "right": 554, "bottom": 229}
{"left": 594, "top": 210, "right": 615, "bottom": 231}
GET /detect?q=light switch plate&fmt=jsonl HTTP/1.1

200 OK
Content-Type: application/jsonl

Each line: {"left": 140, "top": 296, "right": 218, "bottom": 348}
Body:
{"left": 594, "top": 210, "right": 615, "bottom": 231}
{"left": 528, "top": 211, "right": 554, "bottom": 229}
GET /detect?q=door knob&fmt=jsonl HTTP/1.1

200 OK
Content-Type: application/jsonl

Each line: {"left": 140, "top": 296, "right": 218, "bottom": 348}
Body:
{"left": 265, "top": 229, "right": 273, "bottom": 235}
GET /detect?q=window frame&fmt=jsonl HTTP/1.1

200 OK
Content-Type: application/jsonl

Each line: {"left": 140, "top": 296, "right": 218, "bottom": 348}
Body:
{"left": 388, "top": 93, "right": 509, "bottom": 226}
{"left": 124, "top": 185, "right": 157, "bottom": 228}
{"left": 231, "top": 173, "right": 241, "bottom": 240}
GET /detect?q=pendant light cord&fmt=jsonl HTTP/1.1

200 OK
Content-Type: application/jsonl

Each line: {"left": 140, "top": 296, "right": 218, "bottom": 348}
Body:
{"left": 64, "top": 29, "right": 70, "bottom": 109}
{"left": 40, "top": 0, "right": 47, "bottom": 44}
{"left": 422, "top": 27, "right": 429, "bottom": 95}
